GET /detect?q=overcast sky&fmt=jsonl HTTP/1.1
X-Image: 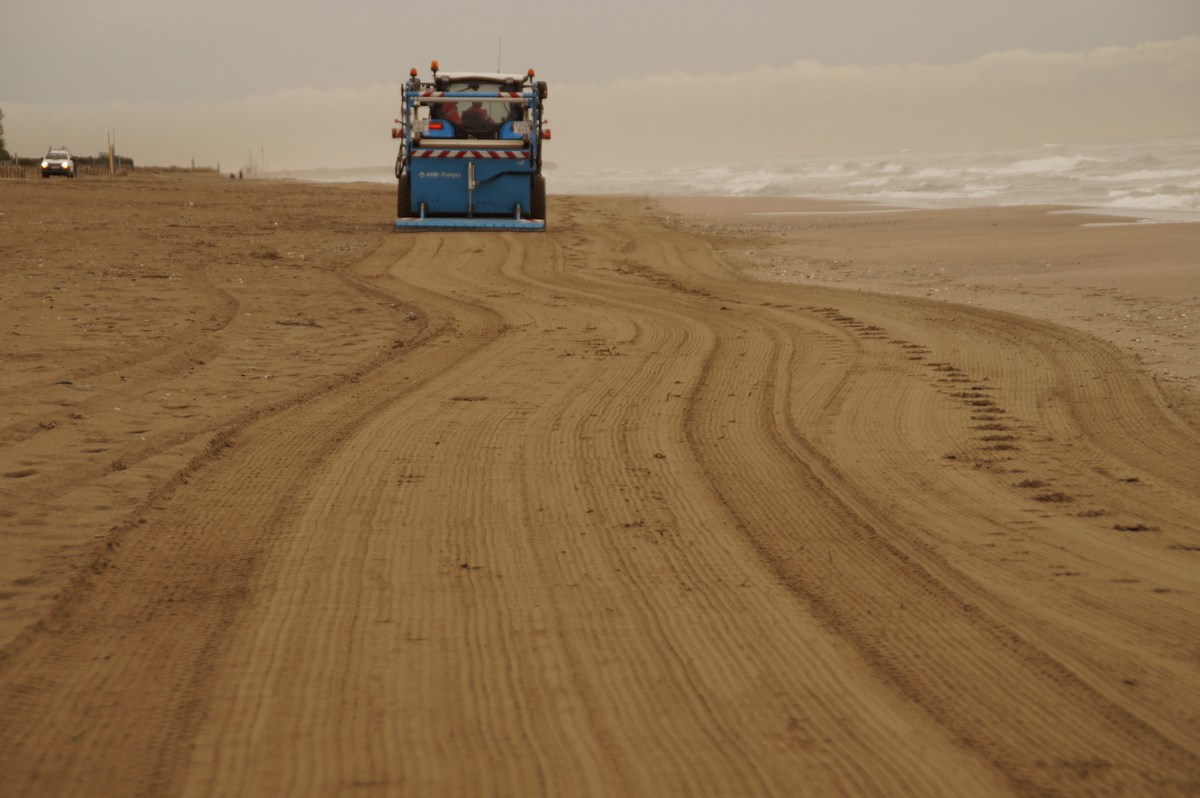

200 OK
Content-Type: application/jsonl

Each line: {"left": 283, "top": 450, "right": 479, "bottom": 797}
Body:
{"left": 2, "top": 0, "right": 1198, "bottom": 170}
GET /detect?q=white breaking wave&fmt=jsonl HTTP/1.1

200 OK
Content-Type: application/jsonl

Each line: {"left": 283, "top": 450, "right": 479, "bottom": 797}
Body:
{"left": 1102, "top": 192, "right": 1199, "bottom": 211}
{"left": 1087, "top": 168, "right": 1200, "bottom": 182}
{"left": 986, "top": 154, "right": 1100, "bottom": 176}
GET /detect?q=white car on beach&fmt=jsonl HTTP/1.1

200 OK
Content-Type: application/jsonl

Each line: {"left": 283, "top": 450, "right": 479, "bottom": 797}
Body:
{"left": 41, "top": 148, "right": 76, "bottom": 178}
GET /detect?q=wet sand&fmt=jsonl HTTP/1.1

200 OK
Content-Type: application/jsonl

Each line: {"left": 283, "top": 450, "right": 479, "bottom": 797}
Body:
{"left": 660, "top": 196, "right": 1200, "bottom": 398}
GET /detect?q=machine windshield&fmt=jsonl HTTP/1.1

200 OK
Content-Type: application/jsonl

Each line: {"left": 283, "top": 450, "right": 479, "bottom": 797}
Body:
{"left": 435, "top": 81, "right": 522, "bottom": 135}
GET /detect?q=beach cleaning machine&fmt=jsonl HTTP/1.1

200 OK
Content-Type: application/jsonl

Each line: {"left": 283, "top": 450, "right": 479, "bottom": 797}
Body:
{"left": 392, "top": 61, "right": 550, "bottom": 231}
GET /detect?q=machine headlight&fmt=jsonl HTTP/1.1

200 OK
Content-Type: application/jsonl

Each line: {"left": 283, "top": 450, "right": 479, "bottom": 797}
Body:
{"left": 42, "top": 160, "right": 49, "bottom": 168}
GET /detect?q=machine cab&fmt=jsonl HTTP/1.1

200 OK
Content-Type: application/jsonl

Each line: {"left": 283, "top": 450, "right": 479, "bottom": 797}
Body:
{"left": 429, "top": 74, "right": 529, "bottom": 140}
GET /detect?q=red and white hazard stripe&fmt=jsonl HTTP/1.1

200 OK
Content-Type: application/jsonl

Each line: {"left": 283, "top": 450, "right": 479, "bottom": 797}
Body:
{"left": 418, "top": 91, "right": 524, "bottom": 98}
{"left": 412, "top": 149, "right": 530, "bottom": 160}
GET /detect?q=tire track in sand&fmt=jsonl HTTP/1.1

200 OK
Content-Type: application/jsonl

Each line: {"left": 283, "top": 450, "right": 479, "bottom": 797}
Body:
{"left": 0, "top": 196, "right": 1196, "bottom": 796}
{"left": 174, "top": 214, "right": 1006, "bottom": 796}
{"left": 544, "top": 199, "right": 1199, "bottom": 794}
{"left": 0, "top": 237, "right": 493, "bottom": 796}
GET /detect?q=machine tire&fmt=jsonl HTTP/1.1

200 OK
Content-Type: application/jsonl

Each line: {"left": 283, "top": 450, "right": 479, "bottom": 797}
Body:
{"left": 397, "top": 176, "right": 413, "bottom": 218}
{"left": 531, "top": 174, "right": 546, "bottom": 224}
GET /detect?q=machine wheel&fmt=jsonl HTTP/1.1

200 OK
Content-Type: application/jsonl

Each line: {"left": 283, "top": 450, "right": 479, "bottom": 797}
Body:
{"left": 531, "top": 174, "right": 546, "bottom": 224}
{"left": 397, "top": 176, "right": 413, "bottom": 218}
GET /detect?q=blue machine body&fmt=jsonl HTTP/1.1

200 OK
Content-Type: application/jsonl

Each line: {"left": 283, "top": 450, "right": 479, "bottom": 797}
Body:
{"left": 393, "top": 68, "right": 549, "bottom": 232}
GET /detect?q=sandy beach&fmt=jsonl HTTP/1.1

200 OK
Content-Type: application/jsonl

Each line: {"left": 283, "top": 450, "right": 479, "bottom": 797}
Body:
{"left": 1, "top": 172, "right": 1198, "bottom": 796}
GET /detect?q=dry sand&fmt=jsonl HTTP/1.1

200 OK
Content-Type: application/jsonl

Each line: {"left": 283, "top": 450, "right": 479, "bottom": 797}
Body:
{"left": 1, "top": 173, "right": 1198, "bottom": 796}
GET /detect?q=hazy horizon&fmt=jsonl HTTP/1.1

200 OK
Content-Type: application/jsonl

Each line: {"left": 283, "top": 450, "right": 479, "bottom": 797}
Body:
{"left": 2, "top": 1, "right": 1198, "bottom": 171}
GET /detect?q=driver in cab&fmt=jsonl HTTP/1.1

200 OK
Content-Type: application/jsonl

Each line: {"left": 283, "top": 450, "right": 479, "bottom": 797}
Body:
{"left": 462, "top": 102, "right": 496, "bottom": 130}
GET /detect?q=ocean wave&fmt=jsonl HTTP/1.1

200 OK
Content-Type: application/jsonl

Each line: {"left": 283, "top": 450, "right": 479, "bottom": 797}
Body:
{"left": 986, "top": 154, "right": 1100, "bottom": 176}
{"left": 1101, "top": 192, "right": 1199, "bottom": 211}
{"left": 1085, "top": 168, "right": 1200, "bottom": 182}
{"left": 912, "top": 167, "right": 963, "bottom": 179}
{"left": 860, "top": 187, "right": 1003, "bottom": 202}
